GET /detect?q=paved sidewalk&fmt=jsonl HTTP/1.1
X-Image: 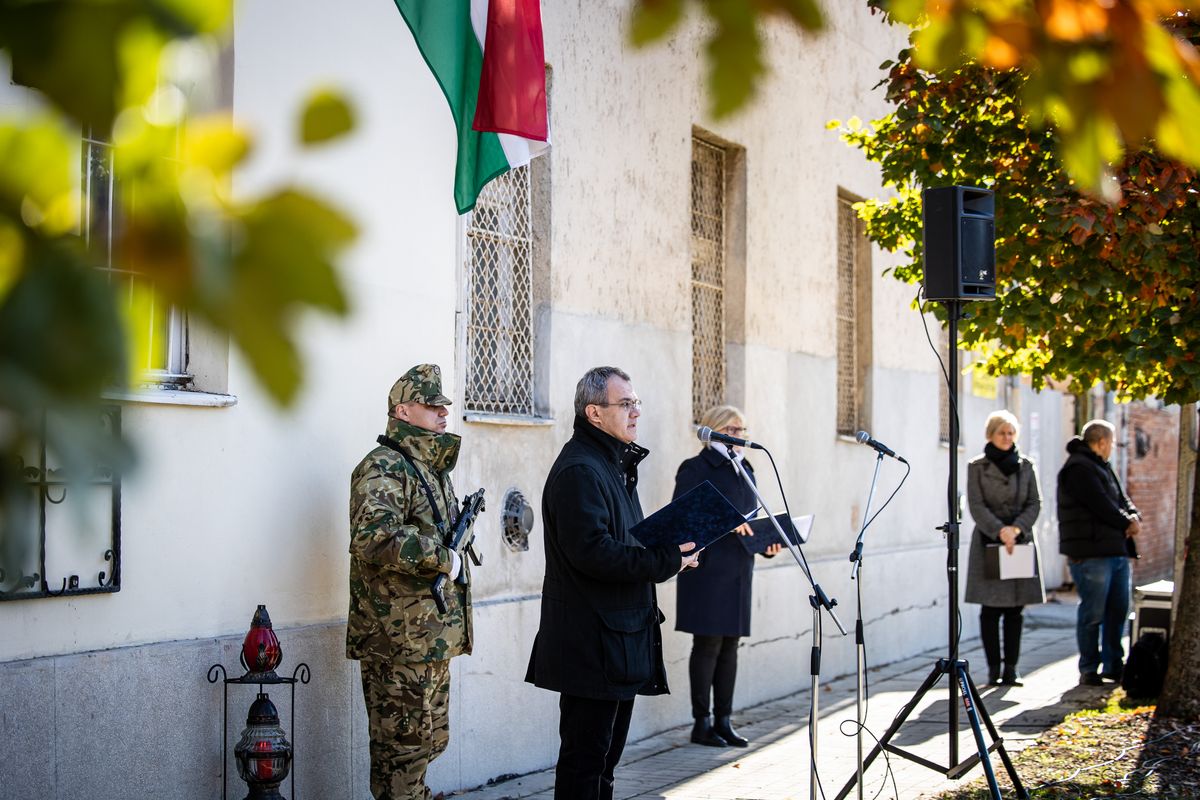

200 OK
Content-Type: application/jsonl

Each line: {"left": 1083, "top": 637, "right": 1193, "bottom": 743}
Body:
{"left": 450, "top": 593, "right": 1110, "bottom": 800}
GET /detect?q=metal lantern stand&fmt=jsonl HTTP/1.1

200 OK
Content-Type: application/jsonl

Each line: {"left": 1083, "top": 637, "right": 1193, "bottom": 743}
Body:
{"left": 208, "top": 657, "right": 310, "bottom": 800}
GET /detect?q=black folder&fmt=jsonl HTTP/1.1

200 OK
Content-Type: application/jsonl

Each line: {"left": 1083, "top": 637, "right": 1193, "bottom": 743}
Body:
{"left": 736, "top": 513, "right": 814, "bottom": 555}
{"left": 629, "top": 481, "right": 745, "bottom": 551}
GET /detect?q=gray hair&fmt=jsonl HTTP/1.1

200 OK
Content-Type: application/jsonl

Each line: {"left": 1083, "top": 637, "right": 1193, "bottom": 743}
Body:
{"left": 574, "top": 366, "right": 631, "bottom": 417}
{"left": 1082, "top": 419, "right": 1115, "bottom": 445}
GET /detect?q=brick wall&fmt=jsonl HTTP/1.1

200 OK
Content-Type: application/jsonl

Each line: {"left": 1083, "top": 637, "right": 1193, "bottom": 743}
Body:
{"left": 1124, "top": 403, "right": 1179, "bottom": 584}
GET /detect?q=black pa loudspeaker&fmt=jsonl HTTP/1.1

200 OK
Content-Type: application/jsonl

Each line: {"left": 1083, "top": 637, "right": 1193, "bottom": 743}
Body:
{"left": 922, "top": 186, "right": 996, "bottom": 302}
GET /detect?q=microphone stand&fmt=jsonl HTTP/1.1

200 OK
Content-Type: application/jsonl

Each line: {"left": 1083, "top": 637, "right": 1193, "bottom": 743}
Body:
{"left": 722, "top": 447, "right": 845, "bottom": 800}
{"left": 848, "top": 450, "right": 885, "bottom": 800}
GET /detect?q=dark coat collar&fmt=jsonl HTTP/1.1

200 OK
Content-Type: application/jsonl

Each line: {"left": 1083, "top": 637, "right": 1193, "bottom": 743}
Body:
{"left": 698, "top": 444, "right": 753, "bottom": 473}
{"left": 572, "top": 415, "right": 649, "bottom": 472}
{"left": 1066, "top": 436, "right": 1106, "bottom": 466}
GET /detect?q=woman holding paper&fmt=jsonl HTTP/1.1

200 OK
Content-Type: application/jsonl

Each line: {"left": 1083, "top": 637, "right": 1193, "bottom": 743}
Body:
{"left": 965, "top": 410, "right": 1046, "bottom": 686}
{"left": 674, "top": 405, "right": 781, "bottom": 748}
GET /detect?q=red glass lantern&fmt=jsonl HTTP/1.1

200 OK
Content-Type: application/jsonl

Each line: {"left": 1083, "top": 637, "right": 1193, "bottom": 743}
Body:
{"left": 241, "top": 604, "right": 282, "bottom": 678}
{"left": 234, "top": 692, "right": 293, "bottom": 800}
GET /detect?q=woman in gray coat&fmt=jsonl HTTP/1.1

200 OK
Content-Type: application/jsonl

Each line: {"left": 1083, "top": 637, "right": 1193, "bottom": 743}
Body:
{"left": 965, "top": 410, "right": 1046, "bottom": 686}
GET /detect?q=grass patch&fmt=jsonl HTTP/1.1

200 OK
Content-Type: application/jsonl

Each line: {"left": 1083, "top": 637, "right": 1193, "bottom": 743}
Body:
{"left": 929, "top": 690, "right": 1200, "bottom": 799}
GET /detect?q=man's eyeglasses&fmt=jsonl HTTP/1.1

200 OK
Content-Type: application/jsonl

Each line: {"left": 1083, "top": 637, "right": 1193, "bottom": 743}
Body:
{"left": 593, "top": 400, "right": 643, "bottom": 412}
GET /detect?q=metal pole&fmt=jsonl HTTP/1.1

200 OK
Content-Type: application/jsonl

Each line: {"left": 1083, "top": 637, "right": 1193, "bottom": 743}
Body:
{"left": 948, "top": 300, "right": 961, "bottom": 765}
{"left": 811, "top": 600, "right": 821, "bottom": 800}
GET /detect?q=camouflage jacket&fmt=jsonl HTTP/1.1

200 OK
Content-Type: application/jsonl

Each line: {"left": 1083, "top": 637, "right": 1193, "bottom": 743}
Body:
{"left": 346, "top": 418, "right": 473, "bottom": 664}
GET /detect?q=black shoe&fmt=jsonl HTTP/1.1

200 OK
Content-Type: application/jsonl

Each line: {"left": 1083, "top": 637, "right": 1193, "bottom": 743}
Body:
{"left": 987, "top": 665, "right": 1002, "bottom": 686}
{"left": 1001, "top": 666, "right": 1023, "bottom": 687}
{"left": 1100, "top": 667, "right": 1123, "bottom": 683}
{"left": 713, "top": 715, "right": 749, "bottom": 747}
{"left": 690, "top": 716, "right": 728, "bottom": 747}
{"left": 1080, "top": 672, "right": 1104, "bottom": 686}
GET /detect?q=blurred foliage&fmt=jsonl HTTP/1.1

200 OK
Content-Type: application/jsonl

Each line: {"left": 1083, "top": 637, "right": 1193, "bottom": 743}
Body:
{"left": 831, "top": 14, "right": 1200, "bottom": 405}
{"left": 870, "top": 0, "right": 1200, "bottom": 195}
{"left": 631, "top": 0, "right": 1200, "bottom": 192}
{"left": 628, "top": 0, "right": 825, "bottom": 119}
{"left": 0, "top": 0, "right": 356, "bottom": 590}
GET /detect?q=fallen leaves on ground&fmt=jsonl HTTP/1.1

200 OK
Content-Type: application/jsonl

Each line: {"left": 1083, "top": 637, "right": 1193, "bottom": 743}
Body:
{"left": 931, "top": 709, "right": 1200, "bottom": 799}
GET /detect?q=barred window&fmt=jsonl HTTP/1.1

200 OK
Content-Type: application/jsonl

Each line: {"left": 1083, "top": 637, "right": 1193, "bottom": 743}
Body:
{"left": 462, "top": 166, "right": 535, "bottom": 416}
{"left": 691, "top": 137, "right": 726, "bottom": 423}
{"left": 836, "top": 194, "right": 871, "bottom": 436}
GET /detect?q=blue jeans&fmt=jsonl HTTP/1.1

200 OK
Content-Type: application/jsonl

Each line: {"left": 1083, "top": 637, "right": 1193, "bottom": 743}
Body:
{"left": 1068, "top": 556, "right": 1131, "bottom": 675}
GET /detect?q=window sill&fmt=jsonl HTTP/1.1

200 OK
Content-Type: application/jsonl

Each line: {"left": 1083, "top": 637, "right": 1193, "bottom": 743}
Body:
{"left": 463, "top": 413, "right": 554, "bottom": 427}
{"left": 102, "top": 387, "right": 238, "bottom": 408}
{"left": 836, "top": 433, "right": 862, "bottom": 445}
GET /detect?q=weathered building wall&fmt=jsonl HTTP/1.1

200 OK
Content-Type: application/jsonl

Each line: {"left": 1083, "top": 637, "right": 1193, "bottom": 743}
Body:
{"left": 0, "top": 1, "right": 1075, "bottom": 797}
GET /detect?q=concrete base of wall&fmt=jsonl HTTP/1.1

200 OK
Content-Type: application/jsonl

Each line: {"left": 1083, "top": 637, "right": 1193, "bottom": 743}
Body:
{"left": 0, "top": 622, "right": 371, "bottom": 799}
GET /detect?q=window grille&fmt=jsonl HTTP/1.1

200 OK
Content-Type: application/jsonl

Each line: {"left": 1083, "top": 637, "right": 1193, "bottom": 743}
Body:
{"left": 463, "top": 165, "right": 535, "bottom": 416}
{"left": 82, "top": 133, "right": 187, "bottom": 381}
{"left": 836, "top": 197, "right": 860, "bottom": 436}
{"left": 691, "top": 138, "right": 726, "bottom": 423}
{"left": 1, "top": 407, "right": 121, "bottom": 601}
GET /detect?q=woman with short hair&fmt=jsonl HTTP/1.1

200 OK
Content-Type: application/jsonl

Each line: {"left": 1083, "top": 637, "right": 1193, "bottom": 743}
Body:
{"left": 674, "top": 405, "right": 780, "bottom": 747}
{"left": 964, "top": 410, "right": 1046, "bottom": 686}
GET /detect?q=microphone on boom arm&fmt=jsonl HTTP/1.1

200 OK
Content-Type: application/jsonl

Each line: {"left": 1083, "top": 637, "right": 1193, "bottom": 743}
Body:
{"left": 697, "top": 426, "right": 765, "bottom": 450}
{"left": 855, "top": 431, "right": 907, "bottom": 463}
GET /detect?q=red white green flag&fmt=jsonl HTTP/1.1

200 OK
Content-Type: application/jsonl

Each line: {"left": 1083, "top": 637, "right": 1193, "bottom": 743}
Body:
{"left": 391, "top": 0, "right": 550, "bottom": 214}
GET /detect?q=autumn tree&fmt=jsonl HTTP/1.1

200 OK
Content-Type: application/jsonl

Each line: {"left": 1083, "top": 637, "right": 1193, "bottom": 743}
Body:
{"left": 834, "top": 11, "right": 1200, "bottom": 718}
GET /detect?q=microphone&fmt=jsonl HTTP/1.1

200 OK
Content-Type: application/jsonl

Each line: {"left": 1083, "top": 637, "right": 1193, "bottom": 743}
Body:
{"left": 697, "top": 426, "right": 764, "bottom": 450}
{"left": 855, "top": 431, "right": 906, "bottom": 462}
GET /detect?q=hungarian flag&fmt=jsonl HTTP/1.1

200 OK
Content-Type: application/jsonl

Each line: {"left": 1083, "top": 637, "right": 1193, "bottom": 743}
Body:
{"left": 392, "top": 0, "right": 550, "bottom": 214}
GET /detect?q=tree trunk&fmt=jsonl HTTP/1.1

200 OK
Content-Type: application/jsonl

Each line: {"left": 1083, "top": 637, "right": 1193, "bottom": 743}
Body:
{"left": 1158, "top": 404, "right": 1200, "bottom": 720}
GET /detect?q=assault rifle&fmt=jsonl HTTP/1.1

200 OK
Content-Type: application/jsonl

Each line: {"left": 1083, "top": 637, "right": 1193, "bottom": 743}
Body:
{"left": 431, "top": 488, "right": 486, "bottom": 614}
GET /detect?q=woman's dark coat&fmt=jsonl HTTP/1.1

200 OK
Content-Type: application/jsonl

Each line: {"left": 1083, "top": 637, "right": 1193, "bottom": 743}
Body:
{"left": 673, "top": 446, "right": 760, "bottom": 637}
{"left": 1057, "top": 437, "right": 1139, "bottom": 559}
{"left": 525, "top": 416, "right": 682, "bottom": 701}
{"left": 964, "top": 451, "right": 1046, "bottom": 607}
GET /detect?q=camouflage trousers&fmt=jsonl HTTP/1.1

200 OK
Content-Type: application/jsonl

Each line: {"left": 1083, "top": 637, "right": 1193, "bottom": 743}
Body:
{"left": 361, "top": 657, "right": 452, "bottom": 800}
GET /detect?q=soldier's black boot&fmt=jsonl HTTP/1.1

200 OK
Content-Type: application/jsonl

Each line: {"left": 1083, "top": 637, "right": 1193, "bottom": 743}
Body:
{"left": 691, "top": 716, "right": 728, "bottom": 747}
{"left": 713, "top": 715, "right": 749, "bottom": 747}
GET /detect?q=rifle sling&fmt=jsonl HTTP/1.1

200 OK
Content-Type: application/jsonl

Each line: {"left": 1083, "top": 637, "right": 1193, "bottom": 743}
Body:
{"left": 376, "top": 434, "right": 452, "bottom": 539}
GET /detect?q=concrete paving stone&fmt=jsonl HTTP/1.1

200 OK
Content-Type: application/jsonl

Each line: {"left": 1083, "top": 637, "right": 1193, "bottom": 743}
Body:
{"left": 449, "top": 600, "right": 1096, "bottom": 800}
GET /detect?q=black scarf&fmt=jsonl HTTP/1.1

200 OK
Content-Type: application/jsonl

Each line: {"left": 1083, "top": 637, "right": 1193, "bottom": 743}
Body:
{"left": 984, "top": 442, "right": 1020, "bottom": 477}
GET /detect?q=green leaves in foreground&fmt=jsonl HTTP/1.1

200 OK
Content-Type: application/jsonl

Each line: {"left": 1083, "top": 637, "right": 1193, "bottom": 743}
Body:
{"left": 301, "top": 88, "right": 357, "bottom": 146}
{"left": 0, "top": 1, "right": 359, "bottom": 561}
{"left": 628, "top": 0, "right": 825, "bottom": 119}
{"left": 872, "top": 1, "right": 1200, "bottom": 197}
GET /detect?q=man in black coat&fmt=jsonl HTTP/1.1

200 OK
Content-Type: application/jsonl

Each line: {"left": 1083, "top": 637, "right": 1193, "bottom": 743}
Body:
{"left": 525, "top": 366, "right": 698, "bottom": 800}
{"left": 1057, "top": 419, "right": 1141, "bottom": 686}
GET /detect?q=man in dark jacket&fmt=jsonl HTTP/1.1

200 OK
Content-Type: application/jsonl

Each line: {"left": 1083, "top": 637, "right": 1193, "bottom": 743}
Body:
{"left": 1057, "top": 419, "right": 1141, "bottom": 686}
{"left": 525, "top": 366, "right": 698, "bottom": 800}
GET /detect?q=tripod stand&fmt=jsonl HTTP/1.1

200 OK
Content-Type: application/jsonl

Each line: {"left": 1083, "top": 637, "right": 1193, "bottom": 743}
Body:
{"left": 723, "top": 448, "right": 846, "bottom": 800}
{"left": 835, "top": 300, "right": 1028, "bottom": 800}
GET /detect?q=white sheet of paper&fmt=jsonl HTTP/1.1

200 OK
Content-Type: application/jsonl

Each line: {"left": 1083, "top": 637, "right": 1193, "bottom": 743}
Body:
{"left": 999, "top": 543, "right": 1036, "bottom": 580}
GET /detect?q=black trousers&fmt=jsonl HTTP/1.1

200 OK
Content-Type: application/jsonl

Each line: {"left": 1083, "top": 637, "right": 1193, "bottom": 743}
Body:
{"left": 689, "top": 634, "right": 739, "bottom": 719}
{"left": 555, "top": 694, "right": 635, "bottom": 800}
{"left": 980, "top": 604, "right": 1024, "bottom": 667}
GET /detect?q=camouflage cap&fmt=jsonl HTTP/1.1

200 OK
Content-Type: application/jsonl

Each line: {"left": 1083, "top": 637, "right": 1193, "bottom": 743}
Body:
{"left": 389, "top": 364, "right": 452, "bottom": 410}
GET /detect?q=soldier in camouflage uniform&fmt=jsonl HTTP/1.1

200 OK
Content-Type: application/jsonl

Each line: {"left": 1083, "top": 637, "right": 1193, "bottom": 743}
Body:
{"left": 347, "top": 364, "right": 472, "bottom": 800}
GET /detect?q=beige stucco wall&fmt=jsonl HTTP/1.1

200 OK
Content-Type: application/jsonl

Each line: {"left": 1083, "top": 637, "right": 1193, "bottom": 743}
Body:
{"left": 1, "top": 0, "right": 1074, "bottom": 796}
